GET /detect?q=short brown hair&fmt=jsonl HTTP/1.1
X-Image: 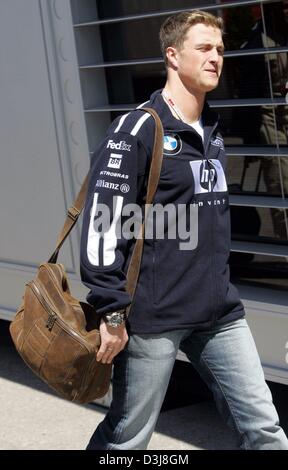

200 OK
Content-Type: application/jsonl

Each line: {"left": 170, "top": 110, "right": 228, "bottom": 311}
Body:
{"left": 159, "top": 10, "right": 224, "bottom": 65}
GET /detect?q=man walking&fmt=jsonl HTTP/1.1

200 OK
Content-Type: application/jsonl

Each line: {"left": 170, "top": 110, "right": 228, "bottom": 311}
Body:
{"left": 80, "top": 10, "right": 288, "bottom": 450}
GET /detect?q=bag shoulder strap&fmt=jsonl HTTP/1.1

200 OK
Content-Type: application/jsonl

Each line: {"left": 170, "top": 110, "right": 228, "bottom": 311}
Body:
{"left": 125, "top": 108, "right": 163, "bottom": 311}
{"left": 48, "top": 107, "right": 164, "bottom": 312}
{"left": 48, "top": 173, "right": 89, "bottom": 263}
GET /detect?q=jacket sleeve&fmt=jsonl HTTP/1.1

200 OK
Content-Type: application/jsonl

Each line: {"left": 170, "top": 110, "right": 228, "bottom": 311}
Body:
{"left": 80, "top": 126, "right": 149, "bottom": 316}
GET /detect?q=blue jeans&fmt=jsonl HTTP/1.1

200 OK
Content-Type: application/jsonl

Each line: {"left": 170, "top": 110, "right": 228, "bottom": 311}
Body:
{"left": 87, "top": 319, "right": 288, "bottom": 450}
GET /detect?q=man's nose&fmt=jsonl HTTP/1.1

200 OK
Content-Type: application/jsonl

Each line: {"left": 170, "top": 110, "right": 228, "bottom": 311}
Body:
{"left": 209, "top": 48, "right": 220, "bottom": 63}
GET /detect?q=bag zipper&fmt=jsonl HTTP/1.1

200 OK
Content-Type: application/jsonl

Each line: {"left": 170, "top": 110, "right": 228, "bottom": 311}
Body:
{"left": 28, "top": 280, "right": 100, "bottom": 402}
{"left": 45, "top": 264, "right": 67, "bottom": 299}
{"left": 28, "top": 281, "right": 91, "bottom": 348}
{"left": 29, "top": 282, "right": 57, "bottom": 331}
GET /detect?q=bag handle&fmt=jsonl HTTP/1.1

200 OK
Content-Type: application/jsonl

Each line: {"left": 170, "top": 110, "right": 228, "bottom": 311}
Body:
{"left": 48, "top": 108, "right": 164, "bottom": 314}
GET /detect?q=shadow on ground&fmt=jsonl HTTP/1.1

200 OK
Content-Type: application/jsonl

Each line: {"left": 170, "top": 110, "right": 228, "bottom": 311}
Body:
{"left": 1, "top": 319, "right": 288, "bottom": 449}
{"left": 0, "top": 319, "right": 212, "bottom": 410}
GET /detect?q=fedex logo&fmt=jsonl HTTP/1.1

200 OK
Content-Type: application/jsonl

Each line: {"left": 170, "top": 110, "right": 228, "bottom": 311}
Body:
{"left": 107, "top": 140, "right": 131, "bottom": 151}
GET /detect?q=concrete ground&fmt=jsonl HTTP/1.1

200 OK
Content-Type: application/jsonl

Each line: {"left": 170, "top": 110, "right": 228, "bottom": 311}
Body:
{"left": 1, "top": 320, "right": 287, "bottom": 450}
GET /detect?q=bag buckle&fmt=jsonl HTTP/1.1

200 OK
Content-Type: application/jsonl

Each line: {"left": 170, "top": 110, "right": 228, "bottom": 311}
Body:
{"left": 68, "top": 206, "right": 80, "bottom": 221}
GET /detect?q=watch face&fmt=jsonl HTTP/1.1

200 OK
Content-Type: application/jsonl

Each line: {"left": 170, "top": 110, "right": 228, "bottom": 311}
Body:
{"left": 107, "top": 312, "right": 124, "bottom": 327}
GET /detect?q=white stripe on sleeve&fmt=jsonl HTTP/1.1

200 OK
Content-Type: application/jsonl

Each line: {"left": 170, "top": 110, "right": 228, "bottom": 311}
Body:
{"left": 137, "top": 100, "right": 149, "bottom": 109}
{"left": 87, "top": 192, "right": 101, "bottom": 266}
{"left": 103, "top": 196, "right": 124, "bottom": 266}
{"left": 130, "top": 113, "right": 151, "bottom": 136}
{"left": 114, "top": 113, "right": 129, "bottom": 133}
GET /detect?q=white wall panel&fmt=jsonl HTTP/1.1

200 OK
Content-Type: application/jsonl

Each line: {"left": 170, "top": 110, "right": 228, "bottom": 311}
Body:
{"left": 0, "top": 0, "right": 90, "bottom": 318}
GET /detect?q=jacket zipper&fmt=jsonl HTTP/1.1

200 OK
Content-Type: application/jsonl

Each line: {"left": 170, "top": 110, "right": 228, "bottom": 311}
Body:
{"left": 163, "top": 125, "right": 221, "bottom": 324}
{"left": 204, "top": 122, "right": 221, "bottom": 326}
{"left": 152, "top": 241, "right": 157, "bottom": 304}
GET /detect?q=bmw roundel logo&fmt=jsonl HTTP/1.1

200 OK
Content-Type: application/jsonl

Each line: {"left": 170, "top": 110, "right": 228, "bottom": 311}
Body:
{"left": 163, "top": 134, "right": 182, "bottom": 156}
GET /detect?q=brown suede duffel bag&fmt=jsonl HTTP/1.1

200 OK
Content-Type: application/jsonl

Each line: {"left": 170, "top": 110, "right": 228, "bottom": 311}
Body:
{"left": 9, "top": 108, "right": 163, "bottom": 404}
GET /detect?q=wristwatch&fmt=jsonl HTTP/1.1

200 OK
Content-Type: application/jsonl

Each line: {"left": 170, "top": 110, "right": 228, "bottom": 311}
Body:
{"left": 103, "top": 310, "right": 127, "bottom": 328}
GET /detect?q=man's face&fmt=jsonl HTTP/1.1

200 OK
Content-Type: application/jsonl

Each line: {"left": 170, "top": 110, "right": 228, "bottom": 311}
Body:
{"left": 170, "top": 23, "right": 224, "bottom": 93}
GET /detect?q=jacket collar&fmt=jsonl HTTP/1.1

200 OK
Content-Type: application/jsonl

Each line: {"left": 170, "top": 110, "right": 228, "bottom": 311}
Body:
{"left": 148, "top": 89, "right": 219, "bottom": 140}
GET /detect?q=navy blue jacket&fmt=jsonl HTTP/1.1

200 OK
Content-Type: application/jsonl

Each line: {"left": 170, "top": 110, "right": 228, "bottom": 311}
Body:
{"left": 80, "top": 89, "right": 245, "bottom": 333}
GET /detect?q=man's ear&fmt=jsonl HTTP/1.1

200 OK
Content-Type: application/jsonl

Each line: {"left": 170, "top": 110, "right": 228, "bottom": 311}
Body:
{"left": 166, "top": 47, "right": 178, "bottom": 69}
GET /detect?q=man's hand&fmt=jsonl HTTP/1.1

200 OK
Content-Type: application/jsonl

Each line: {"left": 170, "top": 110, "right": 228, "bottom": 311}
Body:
{"left": 97, "top": 318, "right": 129, "bottom": 364}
